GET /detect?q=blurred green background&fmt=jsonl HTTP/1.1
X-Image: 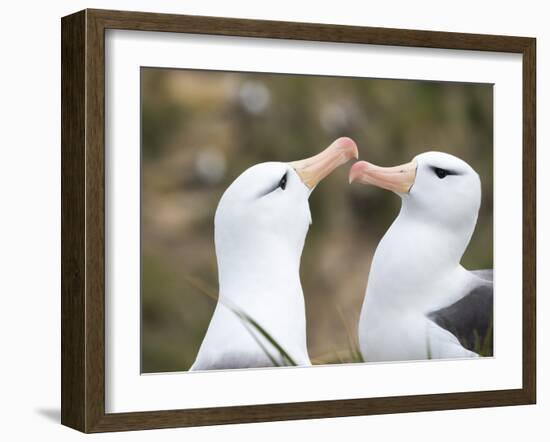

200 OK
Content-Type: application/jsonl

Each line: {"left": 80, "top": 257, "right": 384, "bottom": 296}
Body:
{"left": 141, "top": 67, "right": 493, "bottom": 373}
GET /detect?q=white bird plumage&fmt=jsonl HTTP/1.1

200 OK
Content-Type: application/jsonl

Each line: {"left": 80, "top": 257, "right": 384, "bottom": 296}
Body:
{"left": 350, "top": 151, "right": 493, "bottom": 362}
{"left": 191, "top": 138, "right": 358, "bottom": 370}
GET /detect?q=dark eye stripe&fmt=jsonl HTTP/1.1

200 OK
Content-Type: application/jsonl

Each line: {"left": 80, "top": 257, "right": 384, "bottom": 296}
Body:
{"left": 431, "top": 166, "right": 458, "bottom": 179}
{"left": 279, "top": 172, "right": 287, "bottom": 190}
{"left": 258, "top": 171, "right": 288, "bottom": 198}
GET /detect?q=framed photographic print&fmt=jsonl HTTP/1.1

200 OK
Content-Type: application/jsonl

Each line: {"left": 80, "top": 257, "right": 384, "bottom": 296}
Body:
{"left": 61, "top": 9, "right": 536, "bottom": 433}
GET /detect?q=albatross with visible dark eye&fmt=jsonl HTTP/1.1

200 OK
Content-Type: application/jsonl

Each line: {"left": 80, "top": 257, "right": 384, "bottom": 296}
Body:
{"left": 349, "top": 151, "right": 493, "bottom": 362}
{"left": 190, "top": 137, "right": 358, "bottom": 371}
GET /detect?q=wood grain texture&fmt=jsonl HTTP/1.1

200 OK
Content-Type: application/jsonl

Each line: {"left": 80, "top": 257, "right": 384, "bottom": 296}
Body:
{"left": 89, "top": 8, "right": 533, "bottom": 52}
{"left": 60, "top": 8, "right": 537, "bottom": 433}
{"left": 522, "top": 38, "right": 536, "bottom": 403}
{"left": 84, "top": 9, "right": 107, "bottom": 432}
{"left": 61, "top": 10, "right": 86, "bottom": 432}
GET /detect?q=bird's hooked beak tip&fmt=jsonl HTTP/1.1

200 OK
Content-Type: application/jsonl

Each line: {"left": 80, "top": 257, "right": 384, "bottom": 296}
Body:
{"left": 334, "top": 136, "right": 360, "bottom": 161}
{"left": 348, "top": 159, "right": 417, "bottom": 194}
{"left": 349, "top": 161, "right": 362, "bottom": 184}
{"left": 289, "top": 137, "right": 359, "bottom": 189}
{"left": 349, "top": 160, "right": 371, "bottom": 184}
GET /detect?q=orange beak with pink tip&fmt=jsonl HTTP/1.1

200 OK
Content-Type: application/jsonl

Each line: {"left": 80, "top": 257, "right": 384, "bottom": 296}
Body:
{"left": 290, "top": 137, "right": 359, "bottom": 189}
{"left": 349, "top": 159, "right": 417, "bottom": 194}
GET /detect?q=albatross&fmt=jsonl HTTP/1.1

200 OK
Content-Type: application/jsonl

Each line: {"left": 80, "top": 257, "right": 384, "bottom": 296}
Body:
{"left": 349, "top": 152, "right": 493, "bottom": 362}
{"left": 190, "top": 137, "right": 358, "bottom": 370}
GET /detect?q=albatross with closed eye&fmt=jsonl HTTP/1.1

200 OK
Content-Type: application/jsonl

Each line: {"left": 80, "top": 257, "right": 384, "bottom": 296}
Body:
{"left": 349, "top": 151, "right": 493, "bottom": 362}
{"left": 191, "top": 137, "right": 359, "bottom": 370}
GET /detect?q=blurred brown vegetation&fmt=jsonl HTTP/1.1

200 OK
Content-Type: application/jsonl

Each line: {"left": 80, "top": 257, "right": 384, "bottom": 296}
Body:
{"left": 141, "top": 67, "right": 493, "bottom": 373}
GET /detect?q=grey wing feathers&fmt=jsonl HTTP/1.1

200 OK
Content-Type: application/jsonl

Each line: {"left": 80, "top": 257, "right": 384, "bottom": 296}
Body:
{"left": 428, "top": 270, "right": 493, "bottom": 355}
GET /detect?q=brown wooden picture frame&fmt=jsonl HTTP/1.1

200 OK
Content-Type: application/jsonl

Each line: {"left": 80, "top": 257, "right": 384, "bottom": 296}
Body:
{"left": 61, "top": 8, "right": 536, "bottom": 433}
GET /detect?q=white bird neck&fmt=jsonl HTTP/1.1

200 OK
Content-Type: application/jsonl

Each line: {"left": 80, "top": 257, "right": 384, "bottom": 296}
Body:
{"left": 364, "top": 203, "right": 477, "bottom": 313}
{"left": 214, "top": 232, "right": 309, "bottom": 360}
{"left": 215, "top": 231, "right": 304, "bottom": 307}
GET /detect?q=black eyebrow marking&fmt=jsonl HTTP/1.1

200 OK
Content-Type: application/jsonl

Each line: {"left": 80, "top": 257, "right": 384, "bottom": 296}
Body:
{"left": 430, "top": 166, "right": 460, "bottom": 176}
{"left": 257, "top": 171, "right": 288, "bottom": 198}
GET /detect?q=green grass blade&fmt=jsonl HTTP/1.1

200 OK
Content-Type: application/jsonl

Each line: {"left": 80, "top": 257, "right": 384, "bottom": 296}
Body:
{"left": 183, "top": 274, "right": 296, "bottom": 367}
{"left": 236, "top": 318, "right": 281, "bottom": 367}
{"left": 234, "top": 309, "right": 297, "bottom": 366}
